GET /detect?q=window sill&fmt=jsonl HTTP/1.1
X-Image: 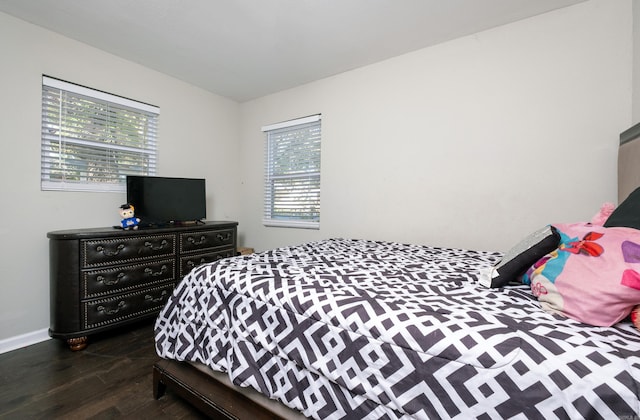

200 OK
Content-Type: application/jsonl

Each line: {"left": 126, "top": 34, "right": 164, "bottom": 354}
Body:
{"left": 262, "top": 219, "right": 319, "bottom": 230}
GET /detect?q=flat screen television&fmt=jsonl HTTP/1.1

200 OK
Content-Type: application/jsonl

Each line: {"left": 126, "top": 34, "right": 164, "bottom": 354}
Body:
{"left": 126, "top": 176, "right": 206, "bottom": 227}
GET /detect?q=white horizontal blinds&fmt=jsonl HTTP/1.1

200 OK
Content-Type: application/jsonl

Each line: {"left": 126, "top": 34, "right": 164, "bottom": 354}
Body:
{"left": 263, "top": 115, "right": 321, "bottom": 229}
{"left": 41, "top": 76, "right": 159, "bottom": 192}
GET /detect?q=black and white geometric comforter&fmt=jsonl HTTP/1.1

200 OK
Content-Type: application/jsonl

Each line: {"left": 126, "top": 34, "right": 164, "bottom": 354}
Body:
{"left": 155, "top": 238, "right": 640, "bottom": 419}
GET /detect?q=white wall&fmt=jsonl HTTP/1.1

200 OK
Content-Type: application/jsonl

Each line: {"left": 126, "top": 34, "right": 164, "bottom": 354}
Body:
{"left": 0, "top": 12, "right": 241, "bottom": 342}
{"left": 239, "top": 0, "right": 633, "bottom": 253}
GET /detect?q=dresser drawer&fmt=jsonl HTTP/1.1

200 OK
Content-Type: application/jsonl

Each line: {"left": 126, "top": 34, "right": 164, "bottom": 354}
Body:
{"left": 82, "top": 234, "right": 175, "bottom": 268}
{"left": 49, "top": 221, "right": 238, "bottom": 350}
{"left": 179, "top": 229, "right": 235, "bottom": 254}
{"left": 82, "top": 259, "right": 176, "bottom": 298}
{"left": 82, "top": 284, "right": 174, "bottom": 329}
{"left": 179, "top": 249, "right": 236, "bottom": 277}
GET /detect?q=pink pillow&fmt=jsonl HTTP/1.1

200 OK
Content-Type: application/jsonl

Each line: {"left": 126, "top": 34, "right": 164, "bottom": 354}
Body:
{"left": 525, "top": 222, "right": 640, "bottom": 326}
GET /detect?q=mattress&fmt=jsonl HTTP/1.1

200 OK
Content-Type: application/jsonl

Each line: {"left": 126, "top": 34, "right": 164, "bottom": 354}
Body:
{"left": 155, "top": 238, "right": 640, "bottom": 419}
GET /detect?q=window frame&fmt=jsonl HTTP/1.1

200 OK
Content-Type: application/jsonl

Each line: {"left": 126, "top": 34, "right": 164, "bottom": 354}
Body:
{"left": 41, "top": 75, "right": 159, "bottom": 193}
{"left": 262, "top": 114, "right": 321, "bottom": 229}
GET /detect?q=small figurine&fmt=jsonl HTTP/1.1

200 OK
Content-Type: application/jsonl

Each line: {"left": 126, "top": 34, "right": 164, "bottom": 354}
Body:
{"left": 119, "top": 203, "right": 140, "bottom": 230}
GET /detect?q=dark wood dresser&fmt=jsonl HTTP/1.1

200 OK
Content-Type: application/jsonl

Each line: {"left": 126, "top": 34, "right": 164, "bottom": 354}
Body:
{"left": 48, "top": 221, "right": 238, "bottom": 350}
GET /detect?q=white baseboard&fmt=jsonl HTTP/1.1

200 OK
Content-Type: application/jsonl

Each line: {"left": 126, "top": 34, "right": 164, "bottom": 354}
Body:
{"left": 0, "top": 328, "right": 50, "bottom": 354}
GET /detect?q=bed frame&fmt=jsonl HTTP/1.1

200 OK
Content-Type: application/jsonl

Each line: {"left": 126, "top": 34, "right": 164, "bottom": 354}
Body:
{"left": 153, "top": 359, "right": 305, "bottom": 419}
{"left": 618, "top": 121, "right": 640, "bottom": 202}
{"left": 153, "top": 121, "right": 640, "bottom": 419}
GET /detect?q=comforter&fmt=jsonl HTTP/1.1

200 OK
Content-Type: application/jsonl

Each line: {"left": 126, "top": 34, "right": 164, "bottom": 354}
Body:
{"left": 155, "top": 238, "right": 640, "bottom": 419}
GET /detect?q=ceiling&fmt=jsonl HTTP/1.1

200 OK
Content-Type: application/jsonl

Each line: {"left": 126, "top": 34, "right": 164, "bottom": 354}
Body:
{"left": 0, "top": 0, "right": 587, "bottom": 102}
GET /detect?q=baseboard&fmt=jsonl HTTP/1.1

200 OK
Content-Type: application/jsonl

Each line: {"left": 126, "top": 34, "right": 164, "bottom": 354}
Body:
{"left": 0, "top": 328, "right": 50, "bottom": 355}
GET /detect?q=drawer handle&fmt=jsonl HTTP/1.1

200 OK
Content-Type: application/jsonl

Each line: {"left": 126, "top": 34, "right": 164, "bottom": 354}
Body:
{"left": 145, "top": 290, "right": 168, "bottom": 303}
{"left": 187, "top": 258, "right": 207, "bottom": 269}
{"left": 187, "top": 235, "right": 207, "bottom": 246}
{"left": 216, "top": 233, "right": 231, "bottom": 242}
{"left": 96, "top": 301, "right": 125, "bottom": 315}
{"left": 144, "top": 239, "right": 169, "bottom": 251}
{"left": 218, "top": 251, "right": 234, "bottom": 259}
{"left": 144, "top": 265, "right": 168, "bottom": 277}
{"left": 97, "top": 272, "right": 125, "bottom": 286}
{"left": 96, "top": 244, "right": 125, "bottom": 257}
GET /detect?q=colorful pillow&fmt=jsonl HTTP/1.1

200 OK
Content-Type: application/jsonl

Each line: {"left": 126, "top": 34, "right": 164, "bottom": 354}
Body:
{"left": 524, "top": 222, "right": 640, "bottom": 327}
{"left": 604, "top": 187, "right": 640, "bottom": 229}
{"left": 479, "top": 225, "right": 560, "bottom": 288}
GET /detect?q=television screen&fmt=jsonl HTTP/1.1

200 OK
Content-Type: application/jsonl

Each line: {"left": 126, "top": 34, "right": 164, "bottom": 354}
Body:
{"left": 126, "top": 176, "right": 206, "bottom": 227}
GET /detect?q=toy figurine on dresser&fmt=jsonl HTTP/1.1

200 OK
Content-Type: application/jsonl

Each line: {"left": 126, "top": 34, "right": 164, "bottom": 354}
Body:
{"left": 119, "top": 203, "right": 140, "bottom": 230}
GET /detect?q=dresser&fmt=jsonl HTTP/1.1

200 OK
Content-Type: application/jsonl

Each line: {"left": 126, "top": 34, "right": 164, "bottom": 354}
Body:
{"left": 48, "top": 221, "right": 238, "bottom": 350}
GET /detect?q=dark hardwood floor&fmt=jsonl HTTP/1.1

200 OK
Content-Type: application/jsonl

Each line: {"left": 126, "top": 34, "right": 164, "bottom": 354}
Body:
{"left": 0, "top": 320, "right": 207, "bottom": 419}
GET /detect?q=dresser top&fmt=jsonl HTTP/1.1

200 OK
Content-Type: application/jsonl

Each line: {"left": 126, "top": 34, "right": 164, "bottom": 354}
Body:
{"left": 47, "top": 220, "right": 238, "bottom": 240}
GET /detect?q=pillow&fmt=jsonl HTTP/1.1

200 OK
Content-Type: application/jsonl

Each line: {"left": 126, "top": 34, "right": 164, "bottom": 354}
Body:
{"left": 479, "top": 225, "right": 560, "bottom": 288}
{"left": 604, "top": 187, "right": 640, "bottom": 229}
{"left": 525, "top": 222, "right": 640, "bottom": 327}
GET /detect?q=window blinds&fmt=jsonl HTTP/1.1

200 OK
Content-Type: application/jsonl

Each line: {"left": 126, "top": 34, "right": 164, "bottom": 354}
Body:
{"left": 41, "top": 76, "right": 159, "bottom": 192}
{"left": 262, "top": 115, "right": 321, "bottom": 229}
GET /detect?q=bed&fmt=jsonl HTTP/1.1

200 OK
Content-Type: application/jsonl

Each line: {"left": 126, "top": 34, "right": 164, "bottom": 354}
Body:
{"left": 153, "top": 122, "right": 640, "bottom": 419}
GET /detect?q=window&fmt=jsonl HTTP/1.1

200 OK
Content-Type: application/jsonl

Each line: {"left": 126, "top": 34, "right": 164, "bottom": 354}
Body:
{"left": 262, "top": 114, "right": 321, "bottom": 229}
{"left": 41, "top": 76, "right": 159, "bottom": 192}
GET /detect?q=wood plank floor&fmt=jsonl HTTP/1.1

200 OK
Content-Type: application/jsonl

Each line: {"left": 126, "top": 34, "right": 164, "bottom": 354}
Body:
{"left": 0, "top": 320, "right": 207, "bottom": 419}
